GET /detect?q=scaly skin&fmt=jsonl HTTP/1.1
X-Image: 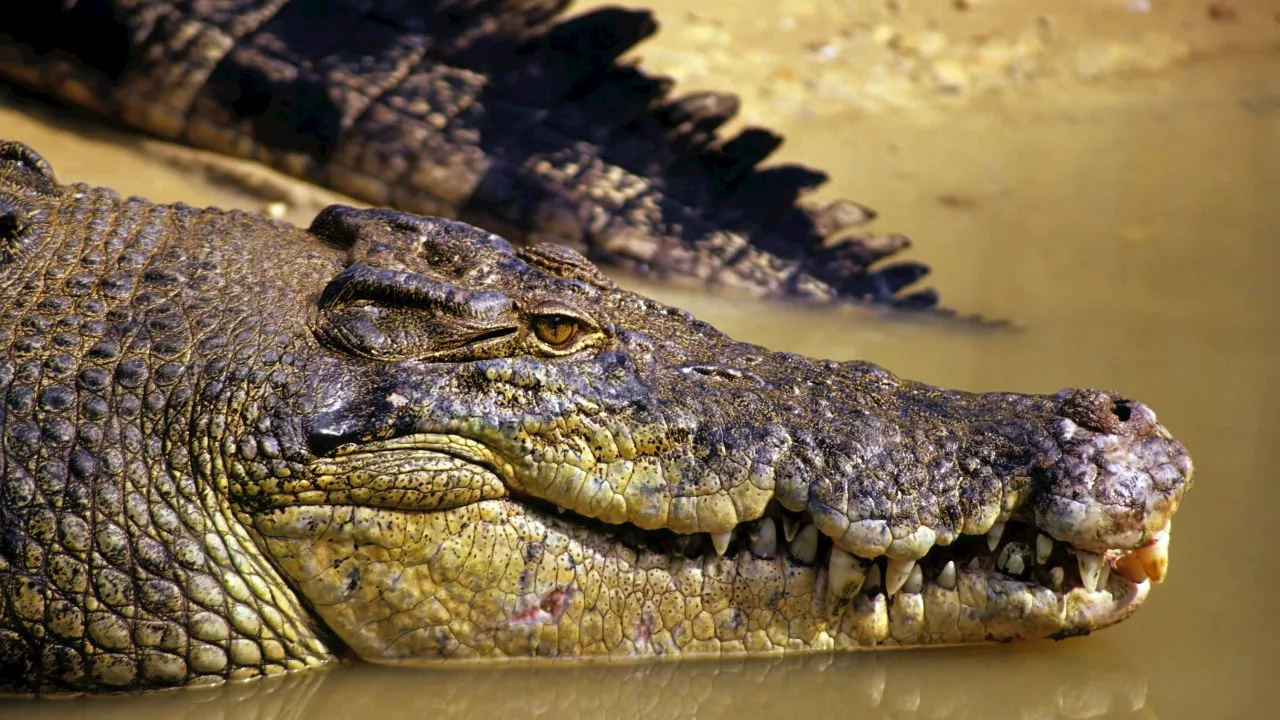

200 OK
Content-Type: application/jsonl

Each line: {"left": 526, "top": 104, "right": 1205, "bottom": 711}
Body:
{"left": 0, "top": 0, "right": 938, "bottom": 310}
{"left": 0, "top": 142, "right": 1193, "bottom": 695}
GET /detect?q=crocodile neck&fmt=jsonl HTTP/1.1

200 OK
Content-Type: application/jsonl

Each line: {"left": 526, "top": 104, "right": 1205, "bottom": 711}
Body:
{"left": 0, "top": 184, "right": 336, "bottom": 690}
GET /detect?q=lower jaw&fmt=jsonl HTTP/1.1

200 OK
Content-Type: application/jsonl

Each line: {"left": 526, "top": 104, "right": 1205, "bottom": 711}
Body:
{"left": 251, "top": 499, "right": 1149, "bottom": 665}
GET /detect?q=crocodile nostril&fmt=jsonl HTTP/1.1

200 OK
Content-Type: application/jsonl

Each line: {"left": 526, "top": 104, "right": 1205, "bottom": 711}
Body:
{"left": 1112, "top": 400, "right": 1132, "bottom": 422}
{"left": 0, "top": 205, "right": 23, "bottom": 240}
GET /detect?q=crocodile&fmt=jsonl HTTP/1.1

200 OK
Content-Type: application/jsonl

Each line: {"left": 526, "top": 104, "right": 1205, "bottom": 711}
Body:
{"left": 0, "top": 0, "right": 941, "bottom": 312}
{"left": 0, "top": 141, "right": 1192, "bottom": 694}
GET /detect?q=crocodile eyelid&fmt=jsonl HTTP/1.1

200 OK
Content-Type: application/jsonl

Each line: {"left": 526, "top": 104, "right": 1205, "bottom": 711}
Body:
{"left": 525, "top": 300, "right": 599, "bottom": 331}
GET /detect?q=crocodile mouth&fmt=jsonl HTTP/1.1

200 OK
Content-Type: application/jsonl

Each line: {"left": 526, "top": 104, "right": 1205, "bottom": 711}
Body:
{"left": 256, "top": 432, "right": 1173, "bottom": 658}
{"left": 520, "top": 491, "right": 1162, "bottom": 636}
{"left": 539, "top": 494, "right": 1160, "bottom": 601}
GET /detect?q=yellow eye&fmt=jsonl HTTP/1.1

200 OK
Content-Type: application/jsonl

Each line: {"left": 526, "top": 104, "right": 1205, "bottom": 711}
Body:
{"left": 531, "top": 315, "right": 580, "bottom": 348}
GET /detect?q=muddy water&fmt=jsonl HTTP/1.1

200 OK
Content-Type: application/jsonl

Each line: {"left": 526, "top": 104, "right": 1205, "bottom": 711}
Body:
{"left": 1, "top": 6, "right": 1278, "bottom": 719}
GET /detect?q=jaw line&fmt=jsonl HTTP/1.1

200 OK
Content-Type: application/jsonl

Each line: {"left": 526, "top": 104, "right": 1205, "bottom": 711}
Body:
{"left": 296, "top": 434, "right": 1160, "bottom": 651}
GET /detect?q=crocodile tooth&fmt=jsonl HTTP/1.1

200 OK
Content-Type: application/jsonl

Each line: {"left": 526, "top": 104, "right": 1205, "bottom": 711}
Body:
{"left": 1113, "top": 549, "right": 1149, "bottom": 583}
{"left": 986, "top": 522, "right": 1005, "bottom": 552}
{"left": 1049, "top": 566, "right": 1065, "bottom": 591}
{"left": 1135, "top": 526, "right": 1170, "bottom": 583}
{"left": 996, "top": 541, "right": 1030, "bottom": 577}
{"left": 750, "top": 518, "right": 778, "bottom": 559}
{"left": 936, "top": 560, "right": 957, "bottom": 590}
{"left": 1035, "top": 534, "right": 1053, "bottom": 564}
{"left": 555, "top": 504, "right": 567, "bottom": 514}
{"left": 788, "top": 524, "right": 819, "bottom": 565}
{"left": 1077, "top": 551, "right": 1104, "bottom": 592}
{"left": 781, "top": 516, "right": 800, "bottom": 542}
{"left": 863, "top": 563, "right": 883, "bottom": 594}
{"left": 967, "top": 557, "right": 982, "bottom": 572}
{"left": 828, "top": 546, "right": 867, "bottom": 598}
{"left": 711, "top": 532, "right": 732, "bottom": 557}
{"left": 1097, "top": 563, "right": 1111, "bottom": 591}
{"left": 902, "top": 563, "right": 924, "bottom": 594}
{"left": 884, "top": 558, "right": 915, "bottom": 597}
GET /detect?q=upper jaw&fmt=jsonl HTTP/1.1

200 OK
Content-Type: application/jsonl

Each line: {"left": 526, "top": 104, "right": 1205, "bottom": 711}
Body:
{"left": 282, "top": 350, "right": 1193, "bottom": 656}
{"left": 298, "top": 354, "right": 1192, "bottom": 584}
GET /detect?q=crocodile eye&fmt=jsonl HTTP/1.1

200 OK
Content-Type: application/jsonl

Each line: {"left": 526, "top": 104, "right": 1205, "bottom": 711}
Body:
{"left": 531, "top": 314, "right": 580, "bottom": 347}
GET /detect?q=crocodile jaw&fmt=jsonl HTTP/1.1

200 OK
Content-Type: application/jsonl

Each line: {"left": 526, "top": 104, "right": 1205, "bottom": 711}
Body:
{"left": 261, "top": 362, "right": 1189, "bottom": 662}
{"left": 250, "top": 472, "right": 1164, "bottom": 663}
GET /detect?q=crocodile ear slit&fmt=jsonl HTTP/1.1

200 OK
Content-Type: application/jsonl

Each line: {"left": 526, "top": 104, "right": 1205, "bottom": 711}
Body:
{"left": 309, "top": 206, "right": 511, "bottom": 261}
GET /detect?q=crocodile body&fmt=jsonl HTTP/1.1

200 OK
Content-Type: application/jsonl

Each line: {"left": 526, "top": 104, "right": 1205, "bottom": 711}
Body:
{"left": 0, "top": 142, "right": 1192, "bottom": 694}
{"left": 0, "top": 0, "right": 939, "bottom": 312}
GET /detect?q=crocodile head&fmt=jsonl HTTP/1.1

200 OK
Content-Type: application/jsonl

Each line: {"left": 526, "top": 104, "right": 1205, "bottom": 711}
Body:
{"left": 244, "top": 207, "right": 1193, "bottom": 662}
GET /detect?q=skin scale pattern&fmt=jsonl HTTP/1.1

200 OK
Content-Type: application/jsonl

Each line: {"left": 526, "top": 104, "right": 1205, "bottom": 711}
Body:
{"left": 0, "top": 0, "right": 939, "bottom": 311}
{"left": 0, "top": 142, "right": 1193, "bottom": 695}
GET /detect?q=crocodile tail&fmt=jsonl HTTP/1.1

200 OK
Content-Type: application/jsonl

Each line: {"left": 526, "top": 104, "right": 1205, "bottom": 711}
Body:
{"left": 0, "top": 0, "right": 939, "bottom": 309}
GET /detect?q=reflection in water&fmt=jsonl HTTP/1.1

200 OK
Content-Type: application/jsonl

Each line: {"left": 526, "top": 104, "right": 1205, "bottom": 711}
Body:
{"left": 1, "top": 647, "right": 1152, "bottom": 720}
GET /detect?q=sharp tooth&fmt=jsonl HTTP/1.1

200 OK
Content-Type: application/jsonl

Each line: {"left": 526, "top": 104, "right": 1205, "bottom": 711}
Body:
{"left": 1135, "top": 527, "right": 1170, "bottom": 583}
{"left": 996, "top": 541, "right": 1029, "bottom": 577}
{"left": 884, "top": 558, "right": 916, "bottom": 597}
{"left": 750, "top": 518, "right": 778, "bottom": 559}
{"left": 1049, "top": 566, "right": 1064, "bottom": 591}
{"left": 1098, "top": 563, "right": 1111, "bottom": 591}
{"left": 902, "top": 563, "right": 923, "bottom": 594}
{"left": 986, "top": 521, "right": 1005, "bottom": 552}
{"left": 967, "top": 557, "right": 982, "bottom": 572}
{"left": 555, "top": 504, "right": 566, "bottom": 514}
{"left": 789, "top": 524, "right": 819, "bottom": 565}
{"left": 1035, "top": 534, "right": 1053, "bottom": 564}
{"left": 936, "top": 560, "right": 956, "bottom": 590}
{"left": 828, "top": 546, "right": 868, "bottom": 598}
{"left": 1114, "top": 550, "right": 1149, "bottom": 583}
{"left": 863, "top": 563, "right": 883, "bottom": 594}
{"left": 710, "top": 531, "right": 732, "bottom": 557}
{"left": 1077, "top": 551, "right": 1103, "bottom": 592}
{"left": 781, "top": 516, "right": 800, "bottom": 542}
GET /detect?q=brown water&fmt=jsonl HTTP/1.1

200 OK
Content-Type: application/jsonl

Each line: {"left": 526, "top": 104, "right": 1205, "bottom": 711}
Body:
{"left": 1, "top": 7, "right": 1278, "bottom": 718}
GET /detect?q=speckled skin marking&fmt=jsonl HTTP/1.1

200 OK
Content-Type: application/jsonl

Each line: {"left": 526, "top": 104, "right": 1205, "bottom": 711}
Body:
{"left": 0, "top": 142, "right": 1193, "bottom": 694}
{"left": 0, "top": 0, "right": 939, "bottom": 310}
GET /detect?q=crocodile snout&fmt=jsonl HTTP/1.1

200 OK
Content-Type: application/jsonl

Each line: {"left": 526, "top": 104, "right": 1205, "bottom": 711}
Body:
{"left": 1031, "top": 389, "right": 1193, "bottom": 577}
